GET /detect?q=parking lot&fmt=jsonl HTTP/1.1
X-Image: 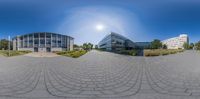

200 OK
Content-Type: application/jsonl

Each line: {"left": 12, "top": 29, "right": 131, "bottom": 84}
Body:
{"left": 0, "top": 50, "right": 199, "bottom": 99}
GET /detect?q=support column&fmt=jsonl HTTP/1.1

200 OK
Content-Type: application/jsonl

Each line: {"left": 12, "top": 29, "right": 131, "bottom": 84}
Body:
{"left": 45, "top": 32, "right": 46, "bottom": 48}
{"left": 61, "top": 36, "right": 62, "bottom": 48}
{"left": 23, "top": 35, "right": 24, "bottom": 48}
{"left": 51, "top": 33, "right": 52, "bottom": 48}
{"left": 39, "top": 33, "right": 40, "bottom": 48}
{"left": 33, "top": 33, "right": 34, "bottom": 48}
{"left": 27, "top": 35, "right": 29, "bottom": 48}
{"left": 56, "top": 34, "right": 58, "bottom": 47}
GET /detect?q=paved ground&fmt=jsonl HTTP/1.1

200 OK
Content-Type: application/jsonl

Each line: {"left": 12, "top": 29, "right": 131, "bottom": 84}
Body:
{"left": 0, "top": 50, "right": 200, "bottom": 99}
{"left": 24, "top": 52, "right": 59, "bottom": 57}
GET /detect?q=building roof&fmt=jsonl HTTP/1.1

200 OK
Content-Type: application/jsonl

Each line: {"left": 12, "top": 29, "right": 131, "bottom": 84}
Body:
{"left": 12, "top": 32, "right": 74, "bottom": 39}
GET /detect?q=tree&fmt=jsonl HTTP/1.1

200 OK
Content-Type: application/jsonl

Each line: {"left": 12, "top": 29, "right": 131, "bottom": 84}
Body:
{"left": 195, "top": 41, "right": 200, "bottom": 50}
{"left": 88, "top": 43, "right": 93, "bottom": 49}
{"left": 151, "top": 39, "right": 162, "bottom": 49}
{"left": 95, "top": 45, "right": 98, "bottom": 49}
{"left": 183, "top": 42, "right": 189, "bottom": 49}
{"left": 73, "top": 44, "right": 80, "bottom": 51}
{"left": 162, "top": 44, "right": 167, "bottom": 49}
{"left": 73, "top": 44, "right": 79, "bottom": 48}
{"left": 189, "top": 43, "right": 194, "bottom": 49}
{"left": 82, "top": 43, "right": 88, "bottom": 50}
{"left": 0, "top": 39, "right": 9, "bottom": 50}
{"left": 82, "top": 43, "right": 93, "bottom": 51}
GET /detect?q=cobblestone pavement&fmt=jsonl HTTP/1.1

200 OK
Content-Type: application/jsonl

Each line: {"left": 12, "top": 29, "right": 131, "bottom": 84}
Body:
{"left": 24, "top": 52, "right": 59, "bottom": 57}
{"left": 0, "top": 50, "right": 200, "bottom": 99}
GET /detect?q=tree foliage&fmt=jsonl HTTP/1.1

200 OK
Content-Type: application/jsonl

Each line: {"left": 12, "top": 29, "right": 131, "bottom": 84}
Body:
{"left": 162, "top": 44, "right": 167, "bottom": 49}
{"left": 195, "top": 41, "right": 200, "bottom": 50}
{"left": 183, "top": 42, "right": 189, "bottom": 49}
{"left": 82, "top": 43, "right": 93, "bottom": 51}
{"left": 0, "top": 39, "right": 10, "bottom": 50}
{"left": 95, "top": 45, "right": 98, "bottom": 49}
{"left": 150, "top": 39, "right": 162, "bottom": 49}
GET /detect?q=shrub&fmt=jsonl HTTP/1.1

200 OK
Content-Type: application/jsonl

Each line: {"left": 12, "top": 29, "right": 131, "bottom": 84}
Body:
{"left": 144, "top": 49, "right": 184, "bottom": 57}
{"left": 56, "top": 50, "right": 87, "bottom": 58}
{"left": 144, "top": 50, "right": 160, "bottom": 56}
{"left": 0, "top": 50, "right": 31, "bottom": 57}
{"left": 119, "top": 50, "right": 137, "bottom": 56}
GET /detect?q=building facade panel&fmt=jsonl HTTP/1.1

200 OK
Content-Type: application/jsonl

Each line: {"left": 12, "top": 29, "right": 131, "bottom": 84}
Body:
{"left": 12, "top": 32, "right": 74, "bottom": 52}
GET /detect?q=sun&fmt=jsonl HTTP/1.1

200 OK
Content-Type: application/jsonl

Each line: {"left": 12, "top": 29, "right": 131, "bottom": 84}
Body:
{"left": 96, "top": 24, "right": 104, "bottom": 31}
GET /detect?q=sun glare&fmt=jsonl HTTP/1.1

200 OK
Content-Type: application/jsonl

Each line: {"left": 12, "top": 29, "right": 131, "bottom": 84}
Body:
{"left": 96, "top": 24, "right": 104, "bottom": 31}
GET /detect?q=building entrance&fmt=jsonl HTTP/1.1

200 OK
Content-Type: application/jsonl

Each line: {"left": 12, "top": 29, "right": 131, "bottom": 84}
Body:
{"left": 46, "top": 48, "right": 51, "bottom": 52}
{"left": 34, "top": 47, "right": 38, "bottom": 52}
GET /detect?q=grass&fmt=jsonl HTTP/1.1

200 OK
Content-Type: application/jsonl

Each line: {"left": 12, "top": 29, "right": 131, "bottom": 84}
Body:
{"left": 0, "top": 50, "right": 32, "bottom": 57}
{"left": 55, "top": 50, "right": 87, "bottom": 58}
{"left": 144, "top": 49, "right": 184, "bottom": 57}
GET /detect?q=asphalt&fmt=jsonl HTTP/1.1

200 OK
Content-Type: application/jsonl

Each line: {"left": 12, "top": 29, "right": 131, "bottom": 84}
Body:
{"left": 0, "top": 50, "right": 199, "bottom": 99}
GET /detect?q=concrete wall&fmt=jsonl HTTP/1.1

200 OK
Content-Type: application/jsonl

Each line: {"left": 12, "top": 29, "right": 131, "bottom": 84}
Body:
{"left": 13, "top": 39, "right": 17, "bottom": 50}
{"left": 70, "top": 38, "right": 74, "bottom": 51}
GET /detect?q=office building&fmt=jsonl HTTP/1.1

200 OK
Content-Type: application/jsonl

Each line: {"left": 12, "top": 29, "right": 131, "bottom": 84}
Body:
{"left": 162, "top": 34, "right": 189, "bottom": 49}
{"left": 12, "top": 32, "right": 74, "bottom": 52}
{"left": 98, "top": 32, "right": 150, "bottom": 51}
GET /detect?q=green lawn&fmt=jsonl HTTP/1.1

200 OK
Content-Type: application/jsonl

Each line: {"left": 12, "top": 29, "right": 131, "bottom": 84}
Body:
{"left": 144, "top": 49, "right": 184, "bottom": 57}
{"left": 55, "top": 50, "right": 87, "bottom": 58}
{"left": 0, "top": 50, "right": 31, "bottom": 57}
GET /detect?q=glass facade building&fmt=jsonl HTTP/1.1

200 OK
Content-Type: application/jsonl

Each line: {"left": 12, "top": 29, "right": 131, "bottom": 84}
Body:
{"left": 98, "top": 32, "right": 151, "bottom": 51}
{"left": 12, "top": 32, "right": 74, "bottom": 52}
{"left": 98, "top": 32, "right": 136, "bottom": 51}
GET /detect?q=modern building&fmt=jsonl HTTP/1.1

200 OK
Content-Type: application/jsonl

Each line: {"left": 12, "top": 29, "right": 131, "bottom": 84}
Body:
{"left": 12, "top": 32, "right": 74, "bottom": 52}
{"left": 135, "top": 42, "right": 151, "bottom": 49}
{"left": 98, "top": 32, "right": 150, "bottom": 51}
{"left": 162, "top": 34, "right": 189, "bottom": 49}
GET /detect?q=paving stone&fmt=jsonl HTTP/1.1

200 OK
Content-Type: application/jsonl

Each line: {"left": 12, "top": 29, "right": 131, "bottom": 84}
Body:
{"left": 0, "top": 50, "right": 199, "bottom": 99}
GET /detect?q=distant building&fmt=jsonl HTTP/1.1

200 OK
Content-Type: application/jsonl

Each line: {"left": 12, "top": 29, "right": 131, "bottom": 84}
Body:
{"left": 162, "top": 34, "right": 189, "bottom": 49}
{"left": 135, "top": 42, "right": 151, "bottom": 49}
{"left": 12, "top": 32, "right": 74, "bottom": 52}
{"left": 98, "top": 32, "right": 150, "bottom": 51}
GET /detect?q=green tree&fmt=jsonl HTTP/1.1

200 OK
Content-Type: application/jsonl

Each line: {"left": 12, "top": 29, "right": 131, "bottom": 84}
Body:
{"left": 82, "top": 43, "right": 88, "bottom": 50}
{"left": 82, "top": 43, "right": 93, "bottom": 51}
{"left": 73, "top": 44, "right": 80, "bottom": 51}
{"left": 95, "top": 45, "right": 98, "bottom": 49}
{"left": 183, "top": 42, "right": 189, "bottom": 49}
{"left": 189, "top": 43, "right": 194, "bottom": 49}
{"left": 88, "top": 43, "right": 93, "bottom": 49}
{"left": 0, "top": 39, "right": 9, "bottom": 50}
{"left": 195, "top": 41, "right": 200, "bottom": 50}
{"left": 151, "top": 39, "right": 162, "bottom": 49}
{"left": 162, "top": 44, "right": 167, "bottom": 49}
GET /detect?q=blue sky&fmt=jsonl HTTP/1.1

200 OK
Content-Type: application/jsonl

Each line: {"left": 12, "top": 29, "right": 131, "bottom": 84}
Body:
{"left": 0, "top": 0, "right": 200, "bottom": 44}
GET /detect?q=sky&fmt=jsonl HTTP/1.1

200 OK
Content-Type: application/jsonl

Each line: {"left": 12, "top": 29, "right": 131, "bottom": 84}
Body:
{"left": 0, "top": 0, "right": 200, "bottom": 44}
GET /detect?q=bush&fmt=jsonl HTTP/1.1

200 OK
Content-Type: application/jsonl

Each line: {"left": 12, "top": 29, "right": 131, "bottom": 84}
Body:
{"left": 56, "top": 50, "right": 87, "bottom": 58}
{"left": 119, "top": 50, "right": 137, "bottom": 56}
{"left": 0, "top": 50, "right": 31, "bottom": 57}
{"left": 144, "top": 50, "right": 160, "bottom": 56}
{"left": 144, "top": 49, "right": 184, "bottom": 57}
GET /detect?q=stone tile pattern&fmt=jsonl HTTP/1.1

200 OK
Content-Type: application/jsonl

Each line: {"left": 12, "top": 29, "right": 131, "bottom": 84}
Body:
{"left": 0, "top": 50, "right": 199, "bottom": 99}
